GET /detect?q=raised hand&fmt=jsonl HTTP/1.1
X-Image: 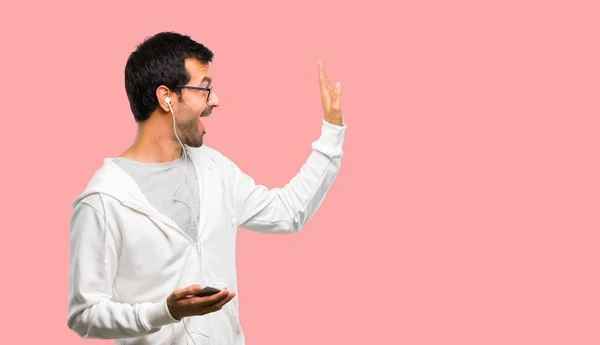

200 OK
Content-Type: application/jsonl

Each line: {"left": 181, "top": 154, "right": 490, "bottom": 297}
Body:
{"left": 318, "top": 60, "right": 344, "bottom": 126}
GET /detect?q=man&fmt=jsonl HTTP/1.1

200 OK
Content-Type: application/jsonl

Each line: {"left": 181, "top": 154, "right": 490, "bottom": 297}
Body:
{"left": 67, "top": 31, "right": 346, "bottom": 345}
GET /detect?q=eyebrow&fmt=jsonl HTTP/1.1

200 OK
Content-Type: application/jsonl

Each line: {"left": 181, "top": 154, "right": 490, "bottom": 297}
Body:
{"left": 199, "top": 77, "right": 212, "bottom": 86}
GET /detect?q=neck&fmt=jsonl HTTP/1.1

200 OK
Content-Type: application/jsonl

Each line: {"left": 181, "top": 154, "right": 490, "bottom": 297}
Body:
{"left": 120, "top": 112, "right": 183, "bottom": 163}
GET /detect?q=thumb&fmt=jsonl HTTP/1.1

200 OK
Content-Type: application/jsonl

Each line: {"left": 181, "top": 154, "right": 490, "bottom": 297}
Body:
{"left": 331, "top": 82, "right": 342, "bottom": 111}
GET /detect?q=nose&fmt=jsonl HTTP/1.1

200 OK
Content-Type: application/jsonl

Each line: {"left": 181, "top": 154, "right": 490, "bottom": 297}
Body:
{"left": 208, "top": 91, "right": 219, "bottom": 108}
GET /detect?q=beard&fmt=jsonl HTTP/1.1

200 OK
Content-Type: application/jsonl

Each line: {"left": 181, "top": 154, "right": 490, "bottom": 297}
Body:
{"left": 177, "top": 105, "right": 211, "bottom": 148}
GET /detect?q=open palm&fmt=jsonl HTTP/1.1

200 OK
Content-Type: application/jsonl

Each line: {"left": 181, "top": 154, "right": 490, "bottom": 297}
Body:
{"left": 318, "top": 60, "right": 344, "bottom": 126}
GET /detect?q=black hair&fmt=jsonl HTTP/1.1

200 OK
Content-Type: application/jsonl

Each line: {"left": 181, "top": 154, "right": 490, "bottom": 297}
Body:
{"left": 124, "top": 32, "right": 214, "bottom": 122}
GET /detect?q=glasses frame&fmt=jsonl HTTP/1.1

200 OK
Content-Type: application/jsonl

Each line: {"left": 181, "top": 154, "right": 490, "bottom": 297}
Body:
{"left": 176, "top": 85, "right": 212, "bottom": 101}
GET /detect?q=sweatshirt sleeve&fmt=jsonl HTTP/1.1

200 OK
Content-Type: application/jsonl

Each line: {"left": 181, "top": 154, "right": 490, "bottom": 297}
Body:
{"left": 231, "top": 119, "right": 346, "bottom": 233}
{"left": 67, "top": 196, "right": 179, "bottom": 339}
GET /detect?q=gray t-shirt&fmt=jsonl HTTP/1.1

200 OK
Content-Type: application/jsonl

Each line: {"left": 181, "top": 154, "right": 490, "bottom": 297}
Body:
{"left": 113, "top": 154, "right": 201, "bottom": 242}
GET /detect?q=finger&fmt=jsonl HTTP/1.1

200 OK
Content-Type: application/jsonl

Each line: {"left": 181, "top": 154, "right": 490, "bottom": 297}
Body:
{"left": 318, "top": 60, "right": 331, "bottom": 105}
{"left": 331, "top": 81, "right": 342, "bottom": 111}
{"left": 212, "top": 292, "right": 236, "bottom": 309}
{"left": 323, "top": 73, "right": 332, "bottom": 91}
{"left": 173, "top": 284, "right": 203, "bottom": 300}
{"left": 202, "top": 292, "right": 236, "bottom": 314}
{"left": 320, "top": 61, "right": 332, "bottom": 90}
{"left": 187, "top": 289, "right": 230, "bottom": 307}
{"left": 318, "top": 60, "right": 325, "bottom": 81}
{"left": 322, "top": 68, "right": 334, "bottom": 104}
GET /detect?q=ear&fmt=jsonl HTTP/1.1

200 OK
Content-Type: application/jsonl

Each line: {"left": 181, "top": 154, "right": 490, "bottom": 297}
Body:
{"left": 156, "top": 85, "right": 172, "bottom": 112}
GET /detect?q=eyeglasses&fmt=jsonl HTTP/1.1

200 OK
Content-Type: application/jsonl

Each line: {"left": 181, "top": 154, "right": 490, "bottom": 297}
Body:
{"left": 176, "top": 85, "right": 212, "bottom": 102}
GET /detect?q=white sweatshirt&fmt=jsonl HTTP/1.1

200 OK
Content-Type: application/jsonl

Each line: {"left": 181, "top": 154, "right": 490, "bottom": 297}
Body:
{"left": 67, "top": 120, "right": 346, "bottom": 345}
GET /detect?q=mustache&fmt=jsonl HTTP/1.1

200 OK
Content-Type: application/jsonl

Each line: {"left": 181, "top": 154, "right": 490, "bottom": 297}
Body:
{"left": 200, "top": 107, "right": 212, "bottom": 117}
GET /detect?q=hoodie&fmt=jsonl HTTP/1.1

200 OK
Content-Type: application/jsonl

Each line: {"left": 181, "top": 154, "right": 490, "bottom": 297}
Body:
{"left": 67, "top": 119, "right": 346, "bottom": 345}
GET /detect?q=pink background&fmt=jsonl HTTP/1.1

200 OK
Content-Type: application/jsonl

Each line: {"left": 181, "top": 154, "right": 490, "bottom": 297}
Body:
{"left": 1, "top": 0, "right": 599, "bottom": 344}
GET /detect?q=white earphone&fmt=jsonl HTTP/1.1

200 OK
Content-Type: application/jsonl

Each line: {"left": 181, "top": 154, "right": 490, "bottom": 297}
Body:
{"left": 163, "top": 94, "right": 203, "bottom": 344}
{"left": 164, "top": 95, "right": 190, "bottom": 191}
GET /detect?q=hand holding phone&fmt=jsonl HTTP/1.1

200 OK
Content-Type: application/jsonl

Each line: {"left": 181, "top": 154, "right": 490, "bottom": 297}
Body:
{"left": 166, "top": 284, "right": 235, "bottom": 320}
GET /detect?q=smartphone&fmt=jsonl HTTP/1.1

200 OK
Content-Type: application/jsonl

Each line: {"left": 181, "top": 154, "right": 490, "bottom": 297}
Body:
{"left": 194, "top": 286, "right": 222, "bottom": 297}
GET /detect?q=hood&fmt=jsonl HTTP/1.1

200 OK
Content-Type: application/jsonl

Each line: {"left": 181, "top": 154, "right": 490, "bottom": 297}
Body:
{"left": 73, "top": 158, "right": 148, "bottom": 207}
{"left": 71, "top": 158, "right": 176, "bottom": 227}
{"left": 71, "top": 151, "right": 211, "bottom": 231}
